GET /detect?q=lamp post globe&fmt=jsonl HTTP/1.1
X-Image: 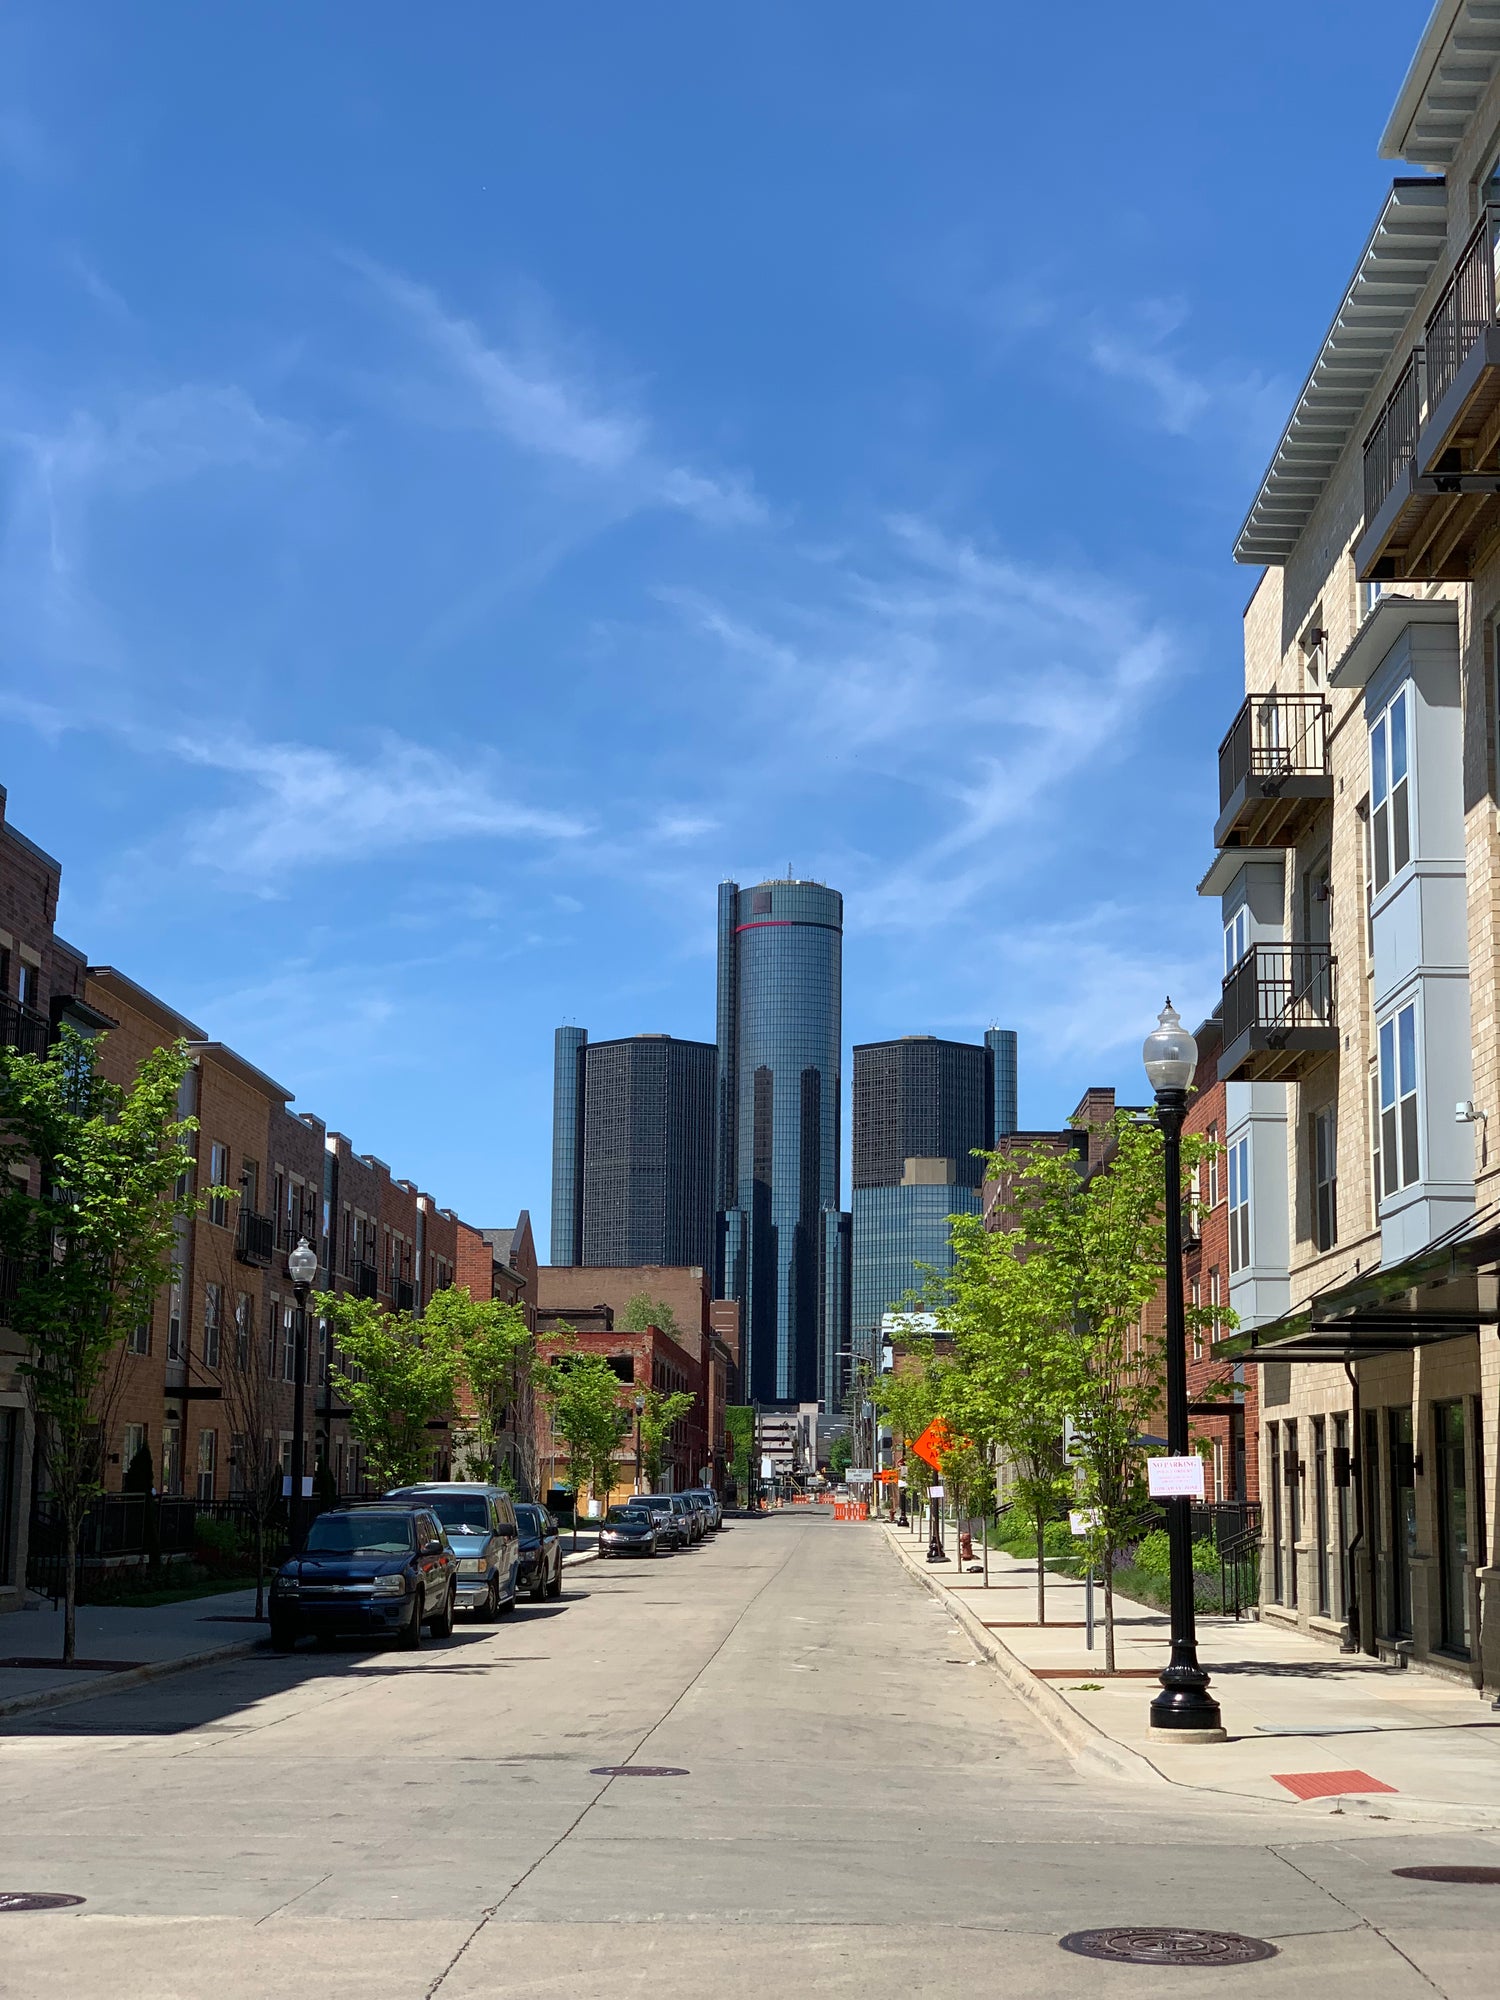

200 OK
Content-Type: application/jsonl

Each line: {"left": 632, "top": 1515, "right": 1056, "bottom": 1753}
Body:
{"left": 1142, "top": 1001, "right": 1224, "bottom": 1741}
{"left": 286, "top": 1236, "right": 318, "bottom": 1545}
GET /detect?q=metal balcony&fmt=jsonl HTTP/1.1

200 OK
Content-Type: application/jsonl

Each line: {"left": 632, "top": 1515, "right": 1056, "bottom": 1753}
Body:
{"left": 235, "top": 1209, "right": 276, "bottom": 1267}
{"left": 1357, "top": 207, "right": 1500, "bottom": 584}
{"left": 1219, "top": 944, "right": 1339, "bottom": 1083}
{"left": 392, "top": 1277, "right": 416, "bottom": 1313}
{"left": 0, "top": 995, "right": 51, "bottom": 1058}
{"left": 354, "top": 1261, "right": 379, "bottom": 1301}
{"left": 1215, "top": 694, "right": 1332, "bottom": 850}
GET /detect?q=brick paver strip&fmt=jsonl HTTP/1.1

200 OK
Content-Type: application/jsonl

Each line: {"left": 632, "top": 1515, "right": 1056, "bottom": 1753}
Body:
{"left": 1271, "top": 1769, "right": 1398, "bottom": 1800}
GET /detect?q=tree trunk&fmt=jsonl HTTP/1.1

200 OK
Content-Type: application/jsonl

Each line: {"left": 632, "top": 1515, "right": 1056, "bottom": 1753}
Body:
{"left": 1035, "top": 1515, "right": 1047, "bottom": 1626}
{"left": 63, "top": 1503, "right": 79, "bottom": 1664}
{"left": 1103, "top": 1545, "right": 1117, "bottom": 1674}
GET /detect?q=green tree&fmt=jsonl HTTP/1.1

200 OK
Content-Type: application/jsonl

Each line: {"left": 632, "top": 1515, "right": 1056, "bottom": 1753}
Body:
{"left": 0, "top": 1030, "right": 211, "bottom": 1661}
{"left": 724, "top": 1405, "right": 754, "bottom": 1503}
{"left": 638, "top": 1386, "right": 695, "bottom": 1490}
{"left": 826, "top": 1431, "right": 854, "bottom": 1480}
{"left": 538, "top": 1347, "right": 629, "bottom": 1508}
{"left": 314, "top": 1292, "right": 460, "bottom": 1490}
{"left": 433, "top": 1288, "right": 533, "bottom": 1484}
{"left": 872, "top": 1340, "right": 940, "bottom": 1526}
{"left": 619, "top": 1292, "right": 682, "bottom": 1340}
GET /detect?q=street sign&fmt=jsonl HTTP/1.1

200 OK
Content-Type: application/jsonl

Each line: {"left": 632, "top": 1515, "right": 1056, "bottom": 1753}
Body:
{"left": 1147, "top": 1454, "right": 1206, "bottom": 1499}
{"left": 911, "top": 1419, "right": 952, "bottom": 1469}
{"left": 1069, "top": 1509, "right": 1100, "bottom": 1535}
{"left": 281, "top": 1475, "right": 314, "bottom": 1498}
{"left": 760, "top": 1455, "right": 774, "bottom": 1479}
{"left": 928, "top": 1483, "right": 944, "bottom": 1499}
{"left": 845, "top": 1468, "right": 873, "bottom": 1485}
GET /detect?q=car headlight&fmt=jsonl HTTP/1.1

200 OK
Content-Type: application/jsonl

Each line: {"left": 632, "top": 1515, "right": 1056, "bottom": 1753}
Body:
{"left": 460, "top": 1557, "right": 487, "bottom": 1576}
{"left": 370, "top": 1573, "right": 408, "bottom": 1598}
{"left": 273, "top": 1576, "right": 299, "bottom": 1595}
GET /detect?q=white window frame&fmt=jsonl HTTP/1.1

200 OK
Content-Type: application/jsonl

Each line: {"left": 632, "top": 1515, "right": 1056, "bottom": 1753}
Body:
{"left": 1378, "top": 1001, "right": 1421, "bottom": 1196}
{"left": 1312, "top": 1105, "right": 1338, "bottom": 1252}
{"left": 202, "top": 1281, "right": 222, "bottom": 1370}
{"left": 1227, "top": 1136, "right": 1251, "bottom": 1273}
{"left": 1224, "top": 905, "right": 1249, "bottom": 976}
{"left": 1370, "top": 684, "right": 1412, "bottom": 894}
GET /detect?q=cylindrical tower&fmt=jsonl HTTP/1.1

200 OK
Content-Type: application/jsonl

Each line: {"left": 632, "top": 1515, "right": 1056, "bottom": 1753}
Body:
{"left": 550, "top": 1025, "right": 587, "bottom": 1265}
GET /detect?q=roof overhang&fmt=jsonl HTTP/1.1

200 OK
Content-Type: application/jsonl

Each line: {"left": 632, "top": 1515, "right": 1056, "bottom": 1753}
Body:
{"left": 1381, "top": 1, "right": 1500, "bottom": 170}
{"left": 187, "top": 1040, "right": 294, "bottom": 1104}
{"left": 1329, "top": 592, "right": 1459, "bottom": 687}
{"left": 1219, "top": 1206, "right": 1500, "bottom": 1364}
{"left": 1233, "top": 180, "right": 1447, "bottom": 567}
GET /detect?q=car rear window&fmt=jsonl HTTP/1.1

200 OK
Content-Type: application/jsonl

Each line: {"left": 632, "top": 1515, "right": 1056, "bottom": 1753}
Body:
{"left": 423, "top": 1496, "right": 491, "bottom": 1532}
{"left": 305, "top": 1513, "right": 414, "bottom": 1555}
{"left": 604, "top": 1508, "right": 647, "bottom": 1525}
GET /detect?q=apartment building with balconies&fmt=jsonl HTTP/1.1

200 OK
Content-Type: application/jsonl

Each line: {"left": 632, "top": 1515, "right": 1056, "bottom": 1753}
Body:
{"left": 1213, "top": 1, "right": 1500, "bottom": 1686}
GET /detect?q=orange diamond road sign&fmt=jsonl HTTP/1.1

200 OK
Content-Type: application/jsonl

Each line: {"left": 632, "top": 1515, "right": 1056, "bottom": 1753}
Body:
{"left": 911, "top": 1420, "right": 952, "bottom": 1469}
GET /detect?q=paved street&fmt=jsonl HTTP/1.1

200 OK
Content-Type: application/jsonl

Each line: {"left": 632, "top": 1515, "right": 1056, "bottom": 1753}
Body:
{"left": 2, "top": 1511, "right": 1499, "bottom": 1999}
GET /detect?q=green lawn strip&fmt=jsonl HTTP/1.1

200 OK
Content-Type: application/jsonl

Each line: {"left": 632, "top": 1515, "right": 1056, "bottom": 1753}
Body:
{"left": 82, "top": 1574, "right": 262, "bottom": 1610}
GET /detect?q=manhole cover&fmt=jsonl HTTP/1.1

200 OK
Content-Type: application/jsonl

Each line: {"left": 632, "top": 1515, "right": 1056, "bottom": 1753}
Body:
{"left": 589, "top": 1765, "right": 688, "bottom": 1778}
{"left": 1393, "top": 1866, "right": 1500, "bottom": 1885}
{"left": 0, "top": 1893, "right": 86, "bottom": 1913}
{"left": 1059, "top": 1927, "right": 1277, "bottom": 1966}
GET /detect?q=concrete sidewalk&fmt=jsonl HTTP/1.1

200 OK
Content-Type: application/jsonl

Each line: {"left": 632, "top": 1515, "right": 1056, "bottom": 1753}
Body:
{"left": 883, "top": 1519, "right": 1500, "bottom": 1828}
{"left": 0, "top": 1586, "right": 266, "bottom": 1719}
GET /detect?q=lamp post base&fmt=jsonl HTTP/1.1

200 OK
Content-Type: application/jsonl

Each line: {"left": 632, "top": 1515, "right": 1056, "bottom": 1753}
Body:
{"left": 1147, "top": 1723, "right": 1228, "bottom": 1744}
{"left": 1150, "top": 1676, "right": 1224, "bottom": 1738}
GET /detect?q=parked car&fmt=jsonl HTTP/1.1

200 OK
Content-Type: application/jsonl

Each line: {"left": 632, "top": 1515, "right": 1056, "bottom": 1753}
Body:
{"left": 598, "top": 1506, "right": 659, "bottom": 1558}
{"left": 270, "top": 1505, "right": 456, "bottom": 1651}
{"left": 669, "top": 1494, "right": 702, "bottom": 1543}
{"left": 385, "top": 1483, "right": 520, "bottom": 1618}
{"left": 683, "top": 1487, "right": 722, "bottom": 1531}
{"left": 514, "top": 1502, "right": 563, "bottom": 1599}
{"left": 624, "top": 1494, "right": 689, "bottom": 1551}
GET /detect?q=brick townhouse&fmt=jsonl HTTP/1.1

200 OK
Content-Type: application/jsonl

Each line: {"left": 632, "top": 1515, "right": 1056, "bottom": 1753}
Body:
{"left": 1211, "top": 1, "right": 1500, "bottom": 1684}
{"left": 532, "top": 1311, "right": 708, "bottom": 1505}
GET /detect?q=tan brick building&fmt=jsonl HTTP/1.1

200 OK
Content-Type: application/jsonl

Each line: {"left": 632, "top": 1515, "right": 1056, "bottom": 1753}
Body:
{"left": 1215, "top": 3, "right": 1500, "bottom": 1685}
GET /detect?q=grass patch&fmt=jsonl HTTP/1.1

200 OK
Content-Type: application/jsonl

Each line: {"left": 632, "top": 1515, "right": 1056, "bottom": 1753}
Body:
{"left": 82, "top": 1572, "right": 263, "bottom": 1609}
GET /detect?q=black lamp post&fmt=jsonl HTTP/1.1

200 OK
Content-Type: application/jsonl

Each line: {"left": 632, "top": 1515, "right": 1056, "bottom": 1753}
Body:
{"left": 926, "top": 1478, "right": 946, "bottom": 1563}
{"left": 286, "top": 1235, "right": 318, "bottom": 1547}
{"left": 1143, "top": 1001, "right": 1225, "bottom": 1741}
{"left": 634, "top": 1392, "right": 646, "bottom": 1494}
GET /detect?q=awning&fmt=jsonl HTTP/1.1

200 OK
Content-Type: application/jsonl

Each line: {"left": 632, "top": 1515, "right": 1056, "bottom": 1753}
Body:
{"left": 1218, "top": 1204, "right": 1500, "bottom": 1364}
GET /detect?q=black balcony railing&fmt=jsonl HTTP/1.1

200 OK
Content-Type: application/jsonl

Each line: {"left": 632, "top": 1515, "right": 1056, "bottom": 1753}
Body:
{"left": 0, "top": 994, "right": 51, "bottom": 1058}
{"left": 235, "top": 1208, "right": 276, "bottom": 1267}
{"left": 354, "top": 1261, "right": 379, "bottom": 1300}
{"left": 1218, "top": 693, "right": 1330, "bottom": 812}
{"left": 1363, "top": 347, "right": 1424, "bottom": 523}
{"left": 392, "top": 1276, "right": 416, "bottom": 1313}
{"left": 1223, "top": 943, "right": 1337, "bottom": 1050}
{"left": 1426, "top": 204, "right": 1500, "bottom": 413}
{"left": 279, "top": 1210, "right": 316, "bottom": 1252}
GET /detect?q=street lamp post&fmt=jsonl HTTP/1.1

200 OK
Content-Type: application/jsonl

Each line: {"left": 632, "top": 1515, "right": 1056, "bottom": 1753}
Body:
{"left": 634, "top": 1392, "right": 645, "bottom": 1494}
{"left": 286, "top": 1236, "right": 318, "bottom": 1549}
{"left": 1142, "top": 1001, "right": 1225, "bottom": 1741}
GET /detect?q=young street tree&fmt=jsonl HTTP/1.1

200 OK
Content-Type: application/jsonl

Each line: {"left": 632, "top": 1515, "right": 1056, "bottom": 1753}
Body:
{"left": 538, "top": 1347, "right": 629, "bottom": 1510}
{"left": 429, "top": 1288, "right": 533, "bottom": 1487}
{"left": 314, "top": 1291, "right": 460, "bottom": 1490}
{"left": 637, "top": 1385, "right": 694, "bottom": 1491}
{"left": 0, "top": 1030, "right": 210, "bottom": 1662}
{"left": 619, "top": 1292, "right": 682, "bottom": 1340}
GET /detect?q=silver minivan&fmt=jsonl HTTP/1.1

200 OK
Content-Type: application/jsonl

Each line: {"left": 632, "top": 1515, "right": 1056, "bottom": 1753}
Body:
{"left": 385, "top": 1482, "right": 520, "bottom": 1617}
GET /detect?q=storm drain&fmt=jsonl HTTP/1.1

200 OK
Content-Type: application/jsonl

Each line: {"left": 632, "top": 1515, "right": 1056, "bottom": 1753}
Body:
{"left": 1393, "top": 1866, "right": 1500, "bottom": 1885}
{"left": 590, "top": 1765, "right": 689, "bottom": 1778}
{"left": 0, "top": 1894, "right": 85, "bottom": 1913}
{"left": 1059, "top": 1927, "right": 1277, "bottom": 1967}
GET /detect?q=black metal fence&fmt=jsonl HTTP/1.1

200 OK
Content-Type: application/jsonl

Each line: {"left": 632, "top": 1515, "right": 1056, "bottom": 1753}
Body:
{"left": 1222, "top": 942, "right": 1337, "bottom": 1049}
{"left": 1426, "top": 204, "right": 1499, "bottom": 411}
{"left": 0, "top": 994, "right": 50, "bottom": 1057}
{"left": 1363, "top": 346, "right": 1424, "bottom": 522}
{"left": 1218, "top": 692, "right": 1329, "bottom": 810}
{"left": 25, "top": 1493, "right": 293, "bottom": 1605}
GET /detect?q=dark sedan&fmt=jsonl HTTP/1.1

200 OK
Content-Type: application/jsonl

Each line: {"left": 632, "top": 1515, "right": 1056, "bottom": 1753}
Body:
{"left": 270, "top": 1506, "right": 457, "bottom": 1651}
{"left": 623, "top": 1495, "right": 688, "bottom": 1551}
{"left": 598, "top": 1506, "right": 659, "bottom": 1558}
{"left": 515, "top": 1502, "right": 563, "bottom": 1599}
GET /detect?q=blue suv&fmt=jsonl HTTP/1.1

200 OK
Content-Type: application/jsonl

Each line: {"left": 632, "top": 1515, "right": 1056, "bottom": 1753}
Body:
{"left": 270, "top": 1505, "right": 457, "bottom": 1651}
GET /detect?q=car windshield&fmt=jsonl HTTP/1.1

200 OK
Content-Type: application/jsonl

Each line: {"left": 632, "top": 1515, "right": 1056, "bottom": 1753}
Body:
{"left": 422, "top": 1497, "right": 491, "bottom": 1532}
{"left": 605, "top": 1508, "right": 647, "bottom": 1525}
{"left": 304, "top": 1513, "right": 414, "bottom": 1556}
{"left": 628, "top": 1498, "right": 669, "bottom": 1513}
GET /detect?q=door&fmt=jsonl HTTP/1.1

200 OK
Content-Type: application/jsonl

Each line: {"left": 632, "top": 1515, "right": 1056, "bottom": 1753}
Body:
{"left": 1284, "top": 1420, "right": 1300, "bottom": 1609}
{"left": 1268, "top": 1426, "right": 1284, "bottom": 1603}
{"left": 1333, "top": 1413, "right": 1350, "bottom": 1624}
{"left": 1434, "top": 1401, "right": 1470, "bottom": 1656}
{"left": 1388, "top": 1406, "right": 1416, "bottom": 1638}
{"left": 1313, "top": 1418, "right": 1329, "bottom": 1618}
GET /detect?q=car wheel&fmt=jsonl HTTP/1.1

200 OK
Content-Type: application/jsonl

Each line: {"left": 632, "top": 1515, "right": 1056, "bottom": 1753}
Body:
{"left": 429, "top": 1584, "right": 456, "bottom": 1639}
{"left": 547, "top": 1562, "right": 563, "bottom": 1599}
{"left": 480, "top": 1575, "right": 500, "bottom": 1620}
{"left": 269, "top": 1617, "right": 298, "bottom": 1652}
{"left": 530, "top": 1565, "right": 547, "bottom": 1602}
{"left": 499, "top": 1574, "right": 518, "bottom": 1614}
{"left": 396, "top": 1593, "right": 423, "bottom": 1650}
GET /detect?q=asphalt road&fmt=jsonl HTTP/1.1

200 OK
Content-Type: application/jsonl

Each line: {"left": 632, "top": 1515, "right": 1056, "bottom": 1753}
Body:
{"left": 2, "top": 1510, "right": 1498, "bottom": 1998}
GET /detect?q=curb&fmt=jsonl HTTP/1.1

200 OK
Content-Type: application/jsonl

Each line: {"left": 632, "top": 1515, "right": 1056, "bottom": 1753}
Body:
{"left": 880, "top": 1524, "right": 1163, "bottom": 1786}
{"left": 0, "top": 1636, "right": 263, "bottom": 1723}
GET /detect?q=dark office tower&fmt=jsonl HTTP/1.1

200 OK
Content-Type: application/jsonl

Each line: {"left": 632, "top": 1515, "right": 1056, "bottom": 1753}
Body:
{"left": 550, "top": 1026, "right": 588, "bottom": 1265}
{"left": 715, "top": 878, "right": 844, "bottom": 1406}
{"left": 850, "top": 1030, "right": 1019, "bottom": 1383}
{"left": 549, "top": 1029, "right": 716, "bottom": 1271}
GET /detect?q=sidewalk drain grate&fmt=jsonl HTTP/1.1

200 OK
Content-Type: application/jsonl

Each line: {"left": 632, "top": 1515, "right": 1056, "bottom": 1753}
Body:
{"left": 1394, "top": 1866, "right": 1500, "bottom": 1885}
{"left": 0, "top": 1894, "right": 86, "bottom": 1913}
{"left": 590, "top": 1766, "right": 688, "bottom": 1778}
{"left": 1060, "top": 1928, "right": 1277, "bottom": 1966}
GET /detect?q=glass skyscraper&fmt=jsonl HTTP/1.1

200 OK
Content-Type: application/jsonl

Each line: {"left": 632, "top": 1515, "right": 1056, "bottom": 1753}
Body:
{"left": 549, "top": 1029, "right": 716, "bottom": 1271}
{"left": 849, "top": 1031, "right": 1018, "bottom": 1383}
{"left": 716, "top": 878, "right": 845, "bottom": 1405}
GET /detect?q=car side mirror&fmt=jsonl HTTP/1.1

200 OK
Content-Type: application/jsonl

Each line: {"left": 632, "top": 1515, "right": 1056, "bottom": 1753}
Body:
{"left": 423, "top": 1538, "right": 442, "bottom": 1555}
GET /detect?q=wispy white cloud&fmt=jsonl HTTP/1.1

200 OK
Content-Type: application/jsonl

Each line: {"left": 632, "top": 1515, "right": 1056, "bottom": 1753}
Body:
{"left": 59, "top": 249, "right": 137, "bottom": 327}
{"left": 351, "top": 256, "right": 764, "bottom": 528}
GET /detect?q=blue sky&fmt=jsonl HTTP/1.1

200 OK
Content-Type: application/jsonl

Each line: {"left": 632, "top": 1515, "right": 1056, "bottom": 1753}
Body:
{"left": 1, "top": 2, "right": 1424, "bottom": 1242}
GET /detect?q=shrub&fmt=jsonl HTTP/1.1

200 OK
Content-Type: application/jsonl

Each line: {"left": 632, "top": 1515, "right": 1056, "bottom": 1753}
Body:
{"left": 193, "top": 1515, "right": 243, "bottom": 1571}
{"left": 1134, "top": 1528, "right": 1172, "bottom": 1576}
